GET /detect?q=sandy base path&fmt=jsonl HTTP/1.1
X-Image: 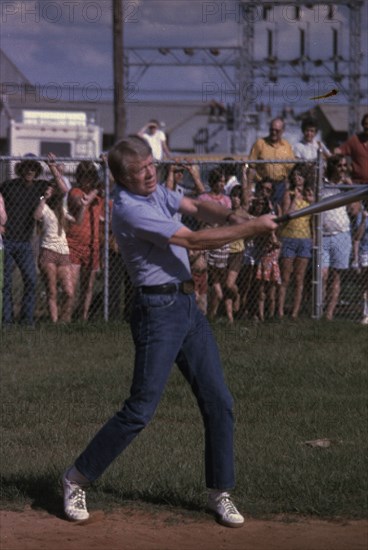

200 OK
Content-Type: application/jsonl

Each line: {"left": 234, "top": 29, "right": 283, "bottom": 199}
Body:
{"left": 1, "top": 506, "right": 367, "bottom": 550}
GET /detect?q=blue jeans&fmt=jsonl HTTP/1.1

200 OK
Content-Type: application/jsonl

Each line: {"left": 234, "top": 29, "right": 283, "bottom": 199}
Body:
{"left": 75, "top": 289, "right": 235, "bottom": 490}
{"left": 271, "top": 180, "right": 286, "bottom": 210}
{"left": 3, "top": 239, "right": 37, "bottom": 325}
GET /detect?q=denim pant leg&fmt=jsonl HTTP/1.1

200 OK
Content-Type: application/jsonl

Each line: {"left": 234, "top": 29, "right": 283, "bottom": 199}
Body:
{"left": 175, "top": 298, "right": 235, "bottom": 490}
{"left": 3, "top": 240, "right": 16, "bottom": 324}
{"left": 272, "top": 181, "right": 286, "bottom": 211}
{"left": 16, "top": 242, "right": 37, "bottom": 324}
{"left": 75, "top": 290, "right": 189, "bottom": 481}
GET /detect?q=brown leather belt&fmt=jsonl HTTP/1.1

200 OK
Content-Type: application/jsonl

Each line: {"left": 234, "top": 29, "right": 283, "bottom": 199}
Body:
{"left": 139, "top": 280, "right": 195, "bottom": 295}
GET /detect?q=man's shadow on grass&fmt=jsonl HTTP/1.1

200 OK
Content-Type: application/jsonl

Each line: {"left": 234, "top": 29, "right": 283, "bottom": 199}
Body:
{"left": 2, "top": 475, "right": 64, "bottom": 519}
{"left": 2, "top": 475, "right": 204, "bottom": 520}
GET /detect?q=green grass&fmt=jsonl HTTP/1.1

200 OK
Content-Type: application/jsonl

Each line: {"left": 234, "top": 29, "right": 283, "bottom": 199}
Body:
{"left": 1, "top": 319, "right": 367, "bottom": 519}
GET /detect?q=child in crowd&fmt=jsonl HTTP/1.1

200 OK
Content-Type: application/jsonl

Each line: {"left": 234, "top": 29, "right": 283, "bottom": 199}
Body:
{"left": 189, "top": 250, "right": 208, "bottom": 316}
{"left": 249, "top": 194, "right": 281, "bottom": 321}
{"left": 198, "top": 168, "right": 231, "bottom": 320}
{"left": 225, "top": 185, "right": 250, "bottom": 323}
{"left": 278, "top": 164, "right": 315, "bottom": 320}
{"left": 34, "top": 183, "right": 75, "bottom": 323}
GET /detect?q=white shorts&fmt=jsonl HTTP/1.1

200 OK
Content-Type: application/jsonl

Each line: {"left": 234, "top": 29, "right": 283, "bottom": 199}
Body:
{"left": 322, "top": 231, "right": 352, "bottom": 270}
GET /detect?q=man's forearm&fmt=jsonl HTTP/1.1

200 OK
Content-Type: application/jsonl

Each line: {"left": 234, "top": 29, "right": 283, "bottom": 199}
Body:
{"left": 192, "top": 199, "right": 233, "bottom": 226}
{"left": 188, "top": 223, "right": 254, "bottom": 250}
{"left": 171, "top": 215, "right": 276, "bottom": 251}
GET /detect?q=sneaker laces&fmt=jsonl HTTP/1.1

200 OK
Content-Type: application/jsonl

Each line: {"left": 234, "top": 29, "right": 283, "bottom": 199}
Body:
{"left": 219, "top": 493, "right": 240, "bottom": 517}
{"left": 68, "top": 485, "right": 87, "bottom": 511}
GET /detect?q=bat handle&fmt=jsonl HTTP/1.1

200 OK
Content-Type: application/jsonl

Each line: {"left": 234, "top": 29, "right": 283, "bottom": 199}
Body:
{"left": 275, "top": 214, "right": 290, "bottom": 224}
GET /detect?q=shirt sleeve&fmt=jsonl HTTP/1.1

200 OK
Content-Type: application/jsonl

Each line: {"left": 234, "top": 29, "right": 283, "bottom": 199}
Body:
{"left": 321, "top": 142, "right": 330, "bottom": 156}
{"left": 224, "top": 195, "right": 231, "bottom": 208}
{"left": 41, "top": 203, "right": 51, "bottom": 222}
{"left": 116, "top": 203, "right": 183, "bottom": 250}
{"left": 286, "top": 142, "right": 295, "bottom": 158}
{"left": 338, "top": 138, "right": 353, "bottom": 156}
{"left": 249, "top": 140, "right": 261, "bottom": 160}
{"left": 293, "top": 143, "right": 302, "bottom": 158}
{"left": 160, "top": 184, "right": 182, "bottom": 215}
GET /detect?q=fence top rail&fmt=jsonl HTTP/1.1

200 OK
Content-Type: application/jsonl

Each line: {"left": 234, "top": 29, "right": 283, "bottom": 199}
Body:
{"left": 0, "top": 156, "right": 316, "bottom": 166}
{"left": 0, "top": 156, "right": 104, "bottom": 163}
{"left": 159, "top": 159, "right": 314, "bottom": 165}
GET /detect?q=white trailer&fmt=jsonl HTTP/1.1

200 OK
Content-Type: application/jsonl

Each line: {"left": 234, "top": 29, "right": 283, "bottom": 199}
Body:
{"left": 9, "top": 110, "right": 103, "bottom": 158}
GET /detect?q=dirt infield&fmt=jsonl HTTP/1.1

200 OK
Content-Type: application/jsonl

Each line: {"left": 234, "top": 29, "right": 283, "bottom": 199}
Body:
{"left": 1, "top": 507, "right": 367, "bottom": 550}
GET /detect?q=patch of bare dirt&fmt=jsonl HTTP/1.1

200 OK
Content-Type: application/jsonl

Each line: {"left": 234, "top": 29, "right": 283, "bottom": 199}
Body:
{"left": 1, "top": 507, "right": 367, "bottom": 550}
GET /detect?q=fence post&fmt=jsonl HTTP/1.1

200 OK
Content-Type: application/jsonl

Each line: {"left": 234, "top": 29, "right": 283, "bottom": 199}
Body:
{"left": 103, "top": 160, "right": 110, "bottom": 322}
{"left": 312, "top": 150, "right": 323, "bottom": 319}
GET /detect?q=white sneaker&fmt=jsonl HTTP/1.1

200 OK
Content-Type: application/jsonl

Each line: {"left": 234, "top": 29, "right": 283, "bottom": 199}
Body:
{"left": 207, "top": 492, "right": 244, "bottom": 528}
{"left": 62, "top": 469, "right": 89, "bottom": 521}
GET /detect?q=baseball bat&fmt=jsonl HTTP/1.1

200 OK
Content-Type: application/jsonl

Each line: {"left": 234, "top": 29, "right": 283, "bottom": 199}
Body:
{"left": 275, "top": 185, "right": 368, "bottom": 224}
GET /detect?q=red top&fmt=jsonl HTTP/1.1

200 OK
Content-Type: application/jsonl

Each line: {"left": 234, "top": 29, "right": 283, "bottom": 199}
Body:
{"left": 66, "top": 188, "right": 104, "bottom": 248}
{"left": 339, "top": 134, "right": 368, "bottom": 183}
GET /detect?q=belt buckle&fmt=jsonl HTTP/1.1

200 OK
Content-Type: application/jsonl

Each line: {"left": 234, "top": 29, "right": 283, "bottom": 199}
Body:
{"left": 181, "top": 280, "right": 195, "bottom": 294}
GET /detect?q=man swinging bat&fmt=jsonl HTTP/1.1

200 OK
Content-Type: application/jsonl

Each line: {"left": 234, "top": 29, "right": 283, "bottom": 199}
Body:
{"left": 61, "top": 135, "right": 277, "bottom": 528}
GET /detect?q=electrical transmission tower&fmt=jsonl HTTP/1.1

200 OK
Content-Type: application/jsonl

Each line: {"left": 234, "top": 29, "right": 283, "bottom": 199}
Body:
{"left": 234, "top": 0, "right": 364, "bottom": 152}
{"left": 125, "top": 1, "right": 364, "bottom": 153}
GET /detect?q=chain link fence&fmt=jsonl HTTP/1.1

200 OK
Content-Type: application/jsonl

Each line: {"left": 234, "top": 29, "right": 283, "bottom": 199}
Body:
{"left": 0, "top": 155, "right": 366, "bottom": 326}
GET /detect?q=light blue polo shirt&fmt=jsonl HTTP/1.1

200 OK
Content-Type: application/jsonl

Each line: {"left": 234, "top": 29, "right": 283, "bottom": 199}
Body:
{"left": 112, "top": 184, "right": 192, "bottom": 287}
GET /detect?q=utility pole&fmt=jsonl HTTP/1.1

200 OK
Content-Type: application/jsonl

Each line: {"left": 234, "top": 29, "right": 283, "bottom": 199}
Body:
{"left": 113, "top": 0, "right": 126, "bottom": 141}
{"left": 348, "top": 1, "right": 362, "bottom": 135}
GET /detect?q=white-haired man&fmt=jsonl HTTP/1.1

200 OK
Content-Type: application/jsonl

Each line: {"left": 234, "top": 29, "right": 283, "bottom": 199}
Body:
{"left": 62, "top": 135, "right": 277, "bottom": 528}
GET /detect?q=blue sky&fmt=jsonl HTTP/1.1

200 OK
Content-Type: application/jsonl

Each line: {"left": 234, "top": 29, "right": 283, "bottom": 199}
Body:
{"left": 1, "top": 0, "right": 367, "bottom": 112}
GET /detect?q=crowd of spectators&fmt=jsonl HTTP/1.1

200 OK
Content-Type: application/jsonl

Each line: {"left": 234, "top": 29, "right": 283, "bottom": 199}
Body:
{"left": 0, "top": 155, "right": 105, "bottom": 327}
{"left": 163, "top": 114, "right": 368, "bottom": 324}
{"left": 0, "top": 113, "right": 367, "bottom": 327}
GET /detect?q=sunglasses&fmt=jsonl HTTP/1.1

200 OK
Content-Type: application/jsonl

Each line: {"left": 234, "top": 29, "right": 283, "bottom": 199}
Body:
{"left": 337, "top": 163, "right": 347, "bottom": 168}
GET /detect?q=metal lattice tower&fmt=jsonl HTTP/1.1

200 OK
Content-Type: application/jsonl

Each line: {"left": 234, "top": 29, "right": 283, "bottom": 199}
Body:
{"left": 235, "top": 0, "right": 363, "bottom": 152}
{"left": 234, "top": 2, "right": 255, "bottom": 153}
{"left": 124, "top": 1, "right": 364, "bottom": 153}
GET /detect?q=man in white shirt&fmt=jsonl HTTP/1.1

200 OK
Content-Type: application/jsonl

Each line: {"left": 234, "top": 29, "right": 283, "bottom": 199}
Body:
{"left": 293, "top": 117, "right": 330, "bottom": 161}
{"left": 139, "top": 119, "right": 171, "bottom": 162}
{"left": 222, "top": 158, "right": 240, "bottom": 196}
